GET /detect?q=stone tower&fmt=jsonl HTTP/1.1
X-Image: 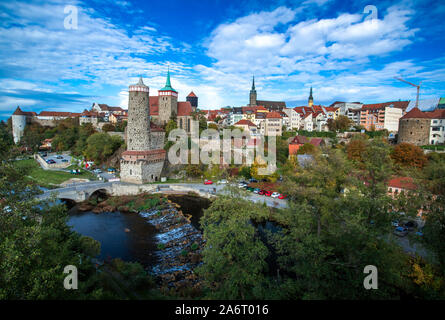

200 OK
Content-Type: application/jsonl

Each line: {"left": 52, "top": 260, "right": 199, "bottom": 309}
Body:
{"left": 126, "top": 77, "right": 151, "bottom": 151}
{"left": 186, "top": 91, "right": 198, "bottom": 112}
{"left": 249, "top": 75, "right": 257, "bottom": 106}
{"left": 158, "top": 68, "right": 178, "bottom": 125}
{"left": 308, "top": 87, "right": 314, "bottom": 108}
{"left": 12, "top": 106, "right": 27, "bottom": 144}
{"left": 120, "top": 77, "right": 166, "bottom": 184}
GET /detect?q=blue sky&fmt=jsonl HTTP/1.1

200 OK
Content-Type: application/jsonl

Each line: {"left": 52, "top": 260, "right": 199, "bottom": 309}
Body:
{"left": 0, "top": 0, "right": 444, "bottom": 120}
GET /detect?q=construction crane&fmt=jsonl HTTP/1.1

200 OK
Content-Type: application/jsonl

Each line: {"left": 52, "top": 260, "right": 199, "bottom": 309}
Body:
{"left": 394, "top": 77, "right": 422, "bottom": 109}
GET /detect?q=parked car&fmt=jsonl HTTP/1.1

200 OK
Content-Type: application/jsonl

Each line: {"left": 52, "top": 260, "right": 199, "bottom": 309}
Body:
{"left": 108, "top": 168, "right": 116, "bottom": 173}
{"left": 93, "top": 169, "right": 102, "bottom": 174}
{"left": 271, "top": 192, "right": 280, "bottom": 198}
{"left": 264, "top": 190, "right": 272, "bottom": 197}
{"left": 404, "top": 220, "right": 418, "bottom": 231}
{"left": 204, "top": 179, "right": 213, "bottom": 185}
{"left": 217, "top": 179, "right": 228, "bottom": 184}
{"left": 394, "top": 226, "right": 408, "bottom": 237}
{"left": 238, "top": 182, "right": 247, "bottom": 188}
{"left": 253, "top": 188, "right": 260, "bottom": 194}
{"left": 278, "top": 194, "right": 287, "bottom": 200}
{"left": 61, "top": 159, "right": 68, "bottom": 163}
{"left": 258, "top": 190, "right": 266, "bottom": 195}
{"left": 56, "top": 155, "right": 63, "bottom": 159}
{"left": 249, "top": 178, "right": 258, "bottom": 183}
{"left": 70, "top": 169, "right": 80, "bottom": 175}
{"left": 246, "top": 187, "right": 254, "bottom": 192}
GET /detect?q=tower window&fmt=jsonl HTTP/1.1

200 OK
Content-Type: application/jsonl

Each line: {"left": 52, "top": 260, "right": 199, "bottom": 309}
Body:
{"left": 130, "top": 169, "right": 132, "bottom": 175}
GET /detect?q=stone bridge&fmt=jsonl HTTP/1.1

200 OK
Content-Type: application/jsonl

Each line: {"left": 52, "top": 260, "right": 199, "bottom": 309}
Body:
{"left": 38, "top": 181, "right": 218, "bottom": 203}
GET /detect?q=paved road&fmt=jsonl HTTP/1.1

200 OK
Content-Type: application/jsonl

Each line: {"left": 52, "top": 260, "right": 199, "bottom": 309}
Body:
{"left": 162, "top": 182, "right": 288, "bottom": 208}
{"left": 39, "top": 180, "right": 288, "bottom": 208}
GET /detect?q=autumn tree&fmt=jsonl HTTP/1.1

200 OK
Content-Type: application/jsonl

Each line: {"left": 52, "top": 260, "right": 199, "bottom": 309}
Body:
{"left": 346, "top": 138, "right": 367, "bottom": 162}
{"left": 327, "top": 115, "right": 352, "bottom": 132}
{"left": 391, "top": 143, "right": 428, "bottom": 168}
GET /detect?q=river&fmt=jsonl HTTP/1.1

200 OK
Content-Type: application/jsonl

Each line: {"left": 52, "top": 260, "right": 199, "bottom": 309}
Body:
{"left": 66, "top": 194, "right": 211, "bottom": 270}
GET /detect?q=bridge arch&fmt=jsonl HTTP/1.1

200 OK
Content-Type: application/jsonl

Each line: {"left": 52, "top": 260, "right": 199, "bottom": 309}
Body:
{"left": 86, "top": 188, "right": 111, "bottom": 202}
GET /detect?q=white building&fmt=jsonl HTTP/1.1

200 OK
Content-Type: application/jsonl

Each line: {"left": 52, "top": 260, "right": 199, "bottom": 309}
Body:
{"left": 282, "top": 108, "right": 301, "bottom": 130}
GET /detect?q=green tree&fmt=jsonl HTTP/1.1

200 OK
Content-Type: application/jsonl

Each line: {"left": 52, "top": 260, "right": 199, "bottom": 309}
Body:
{"left": 84, "top": 133, "right": 123, "bottom": 164}
{"left": 197, "top": 190, "right": 273, "bottom": 299}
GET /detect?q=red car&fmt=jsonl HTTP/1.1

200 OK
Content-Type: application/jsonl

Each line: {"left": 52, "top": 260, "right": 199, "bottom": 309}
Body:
{"left": 264, "top": 190, "right": 272, "bottom": 197}
{"left": 258, "top": 190, "right": 266, "bottom": 195}
{"left": 204, "top": 179, "right": 213, "bottom": 185}
{"left": 278, "top": 194, "right": 287, "bottom": 199}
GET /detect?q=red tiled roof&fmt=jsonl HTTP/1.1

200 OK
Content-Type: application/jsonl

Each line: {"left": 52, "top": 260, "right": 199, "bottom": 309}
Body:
{"left": 234, "top": 119, "right": 256, "bottom": 127}
{"left": 266, "top": 111, "right": 282, "bottom": 119}
{"left": 12, "top": 106, "right": 37, "bottom": 116}
{"left": 187, "top": 91, "right": 197, "bottom": 97}
{"left": 177, "top": 101, "right": 192, "bottom": 116}
{"left": 309, "top": 138, "right": 324, "bottom": 146}
{"left": 388, "top": 177, "right": 417, "bottom": 190}
{"left": 39, "top": 111, "right": 81, "bottom": 117}
{"left": 424, "top": 108, "right": 445, "bottom": 119}
{"left": 401, "top": 107, "right": 430, "bottom": 119}
{"left": 149, "top": 96, "right": 159, "bottom": 116}
{"left": 362, "top": 101, "right": 409, "bottom": 111}
{"left": 122, "top": 149, "right": 166, "bottom": 156}
{"left": 289, "top": 135, "right": 309, "bottom": 145}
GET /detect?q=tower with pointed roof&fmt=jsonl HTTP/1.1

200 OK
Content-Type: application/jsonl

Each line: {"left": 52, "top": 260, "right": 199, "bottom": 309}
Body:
{"left": 120, "top": 77, "right": 166, "bottom": 184}
{"left": 308, "top": 87, "right": 314, "bottom": 108}
{"left": 249, "top": 75, "right": 257, "bottom": 107}
{"left": 12, "top": 106, "right": 27, "bottom": 144}
{"left": 186, "top": 91, "right": 198, "bottom": 112}
{"left": 158, "top": 67, "right": 178, "bottom": 125}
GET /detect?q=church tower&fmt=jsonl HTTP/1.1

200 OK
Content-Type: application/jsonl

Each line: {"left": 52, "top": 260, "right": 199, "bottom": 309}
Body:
{"left": 249, "top": 75, "right": 257, "bottom": 106}
{"left": 158, "top": 67, "right": 178, "bottom": 125}
{"left": 308, "top": 87, "right": 314, "bottom": 108}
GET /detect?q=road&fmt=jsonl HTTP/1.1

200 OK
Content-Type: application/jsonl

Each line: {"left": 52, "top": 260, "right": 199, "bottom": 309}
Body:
{"left": 38, "top": 180, "right": 288, "bottom": 208}
{"left": 159, "top": 182, "right": 288, "bottom": 208}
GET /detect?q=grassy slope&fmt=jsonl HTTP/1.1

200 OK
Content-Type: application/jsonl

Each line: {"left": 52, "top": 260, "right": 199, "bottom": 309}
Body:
{"left": 13, "top": 158, "right": 95, "bottom": 187}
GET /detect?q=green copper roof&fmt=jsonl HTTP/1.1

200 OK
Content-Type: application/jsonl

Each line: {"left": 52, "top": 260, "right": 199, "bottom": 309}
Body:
{"left": 160, "top": 67, "right": 177, "bottom": 92}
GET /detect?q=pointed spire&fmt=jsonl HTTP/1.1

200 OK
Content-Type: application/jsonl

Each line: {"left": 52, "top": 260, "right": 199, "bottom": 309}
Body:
{"left": 137, "top": 76, "right": 145, "bottom": 85}
{"left": 309, "top": 87, "right": 313, "bottom": 100}
{"left": 160, "top": 65, "right": 177, "bottom": 92}
{"left": 252, "top": 75, "right": 255, "bottom": 91}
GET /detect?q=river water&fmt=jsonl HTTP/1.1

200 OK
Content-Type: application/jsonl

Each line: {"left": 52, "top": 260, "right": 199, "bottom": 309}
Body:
{"left": 66, "top": 194, "right": 211, "bottom": 269}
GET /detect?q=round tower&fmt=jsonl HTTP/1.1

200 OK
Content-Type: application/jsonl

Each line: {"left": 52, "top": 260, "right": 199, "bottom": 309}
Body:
{"left": 127, "top": 77, "right": 151, "bottom": 151}
{"left": 12, "top": 106, "right": 27, "bottom": 144}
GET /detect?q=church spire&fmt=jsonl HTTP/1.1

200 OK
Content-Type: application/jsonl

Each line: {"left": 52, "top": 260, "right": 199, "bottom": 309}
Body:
{"left": 308, "top": 87, "right": 314, "bottom": 107}
{"left": 160, "top": 66, "right": 177, "bottom": 92}
{"left": 252, "top": 75, "right": 255, "bottom": 91}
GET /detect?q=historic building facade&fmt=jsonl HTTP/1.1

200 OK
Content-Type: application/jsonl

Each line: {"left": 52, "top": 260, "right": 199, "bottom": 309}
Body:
{"left": 120, "top": 77, "right": 166, "bottom": 184}
{"left": 149, "top": 69, "right": 196, "bottom": 134}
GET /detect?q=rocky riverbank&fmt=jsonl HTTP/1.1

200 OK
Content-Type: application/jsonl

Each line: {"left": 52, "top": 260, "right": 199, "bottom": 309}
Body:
{"left": 76, "top": 194, "right": 205, "bottom": 296}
